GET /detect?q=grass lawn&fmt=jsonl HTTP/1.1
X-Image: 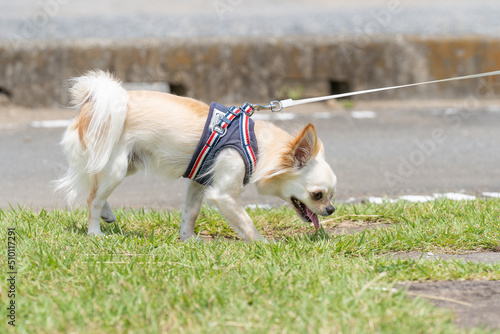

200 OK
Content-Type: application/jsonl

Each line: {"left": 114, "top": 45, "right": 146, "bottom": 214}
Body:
{"left": 1, "top": 199, "right": 499, "bottom": 333}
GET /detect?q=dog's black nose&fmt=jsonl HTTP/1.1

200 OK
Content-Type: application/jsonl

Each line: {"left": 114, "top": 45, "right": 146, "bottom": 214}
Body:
{"left": 326, "top": 205, "right": 336, "bottom": 215}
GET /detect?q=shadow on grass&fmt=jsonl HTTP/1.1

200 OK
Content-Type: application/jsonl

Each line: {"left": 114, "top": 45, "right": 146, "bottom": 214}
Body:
{"left": 64, "top": 219, "right": 384, "bottom": 243}
{"left": 273, "top": 227, "right": 333, "bottom": 243}
{"left": 308, "top": 227, "right": 332, "bottom": 242}
{"left": 65, "top": 220, "right": 148, "bottom": 239}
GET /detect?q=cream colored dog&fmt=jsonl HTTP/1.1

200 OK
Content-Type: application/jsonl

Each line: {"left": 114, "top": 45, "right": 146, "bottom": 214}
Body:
{"left": 57, "top": 70, "right": 337, "bottom": 241}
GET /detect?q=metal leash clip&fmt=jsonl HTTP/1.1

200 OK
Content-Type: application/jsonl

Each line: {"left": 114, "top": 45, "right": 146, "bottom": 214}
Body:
{"left": 248, "top": 100, "right": 283, "bottom": 113}
{"left": 213, "top": 123, "right": 227, "bottom": 137}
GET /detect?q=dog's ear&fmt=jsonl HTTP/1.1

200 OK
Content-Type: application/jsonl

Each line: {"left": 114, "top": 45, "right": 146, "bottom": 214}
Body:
{"left": 290, "top": 124, "right": 321, "bottom": 168}
{"left": 257, "top": 124, "right": 322, "bottom": 183}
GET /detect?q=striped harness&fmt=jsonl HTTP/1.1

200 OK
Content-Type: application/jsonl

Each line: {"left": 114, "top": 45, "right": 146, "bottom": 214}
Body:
{"left": 183, "top": 102, "right": 258, "bottom": 186}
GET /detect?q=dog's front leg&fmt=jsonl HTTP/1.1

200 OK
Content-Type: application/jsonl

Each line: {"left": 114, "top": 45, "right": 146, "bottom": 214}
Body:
{"left": 208, "top": 191, "right": 266, "bottom": 242}
{"left": 180, "top": 180, "right": 205, "bottom": 241}
{"left": 206, "top": 150, "right": 267, "bottom": 242}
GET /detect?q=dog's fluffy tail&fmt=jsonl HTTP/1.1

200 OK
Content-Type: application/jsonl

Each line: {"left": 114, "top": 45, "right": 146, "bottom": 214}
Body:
{"left": 56, "top": 70, "right": 129, "bottom": 204}
{"left": 69, "top": 70, "right": 129, "bottom": 174}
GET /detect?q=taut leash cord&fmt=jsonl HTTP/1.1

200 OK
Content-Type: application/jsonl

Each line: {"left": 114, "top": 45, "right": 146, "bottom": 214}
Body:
{"left": 249, "top": 70, "right": 500, "bottom": 112}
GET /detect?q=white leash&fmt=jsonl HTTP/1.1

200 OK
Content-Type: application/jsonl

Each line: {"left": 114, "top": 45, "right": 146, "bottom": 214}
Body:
{"left": 250, "top": 70, "right": 500, "bottom": 112}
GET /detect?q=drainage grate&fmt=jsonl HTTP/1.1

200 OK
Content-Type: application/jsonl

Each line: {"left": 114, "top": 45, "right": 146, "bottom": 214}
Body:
{"left": 168, "top": 83, "right": 187, "bottom": 96}
{"left": 329, "top": 80, "right": 351, "bottom": 99}
{"left": 0, "top": 87, "right": 12, "bottom": 99}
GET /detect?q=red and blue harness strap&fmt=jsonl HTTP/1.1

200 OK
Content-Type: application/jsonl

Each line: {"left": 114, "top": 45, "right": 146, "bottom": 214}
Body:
{"left": 238, "top": 106, "right": 257, "bottom": 177}
{"left": 184, "top": 102, "right": 258, "bottom": 185}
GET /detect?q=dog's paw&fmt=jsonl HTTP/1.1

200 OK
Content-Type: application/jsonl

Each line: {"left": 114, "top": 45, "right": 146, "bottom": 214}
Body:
{"left": 244, "top": 233, "right": 268, "bottom": 243}
{"left": 88, "top": 230, "right": 106, "bottom": 237}
{"left": 180, "top": 235, "right": 203, "bottom": 243}
{"left": 100, "top": 202, "right": 116, "bottom": 223}
{"left": 101, "top": 215, "right": 116, "bottom": 224}
{"left": 250, "top": 238, "right": 269, "bottom": 244}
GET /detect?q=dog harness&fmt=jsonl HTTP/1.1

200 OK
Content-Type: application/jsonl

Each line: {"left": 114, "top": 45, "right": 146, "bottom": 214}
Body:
{"left": 183, "top": 102, "right": 258, "bottom": 186}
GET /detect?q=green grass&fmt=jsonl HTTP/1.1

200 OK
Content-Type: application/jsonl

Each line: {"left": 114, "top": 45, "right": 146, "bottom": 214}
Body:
{"left": 1, "top": 199, "right": 499, "bottom": 333}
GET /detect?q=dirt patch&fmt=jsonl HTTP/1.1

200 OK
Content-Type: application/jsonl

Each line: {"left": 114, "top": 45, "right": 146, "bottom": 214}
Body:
{"left": 194, "top": 220, "right": 392, "bottom": 242}
{"left": 399, "top": 281, "right": 500, "bottom": 330}
{"left": 391, "top": 252, "right": 500, "bottom": 329}
{"left": 331, "top": 226, "right": 500, "bottom": 330}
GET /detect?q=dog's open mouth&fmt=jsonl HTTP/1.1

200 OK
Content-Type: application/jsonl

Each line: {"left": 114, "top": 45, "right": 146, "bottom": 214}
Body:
{"left": 291, "top": 197, "right": 320, "bottom": 229}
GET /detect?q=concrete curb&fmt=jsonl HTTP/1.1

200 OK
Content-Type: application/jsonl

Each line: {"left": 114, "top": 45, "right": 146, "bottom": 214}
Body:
{"left": 1, "top": 36, "right": 500, "bottom": 107}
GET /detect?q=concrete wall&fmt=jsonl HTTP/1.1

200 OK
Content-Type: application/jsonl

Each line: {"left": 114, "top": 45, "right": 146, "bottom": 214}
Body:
{"left": 1, "top": 36, "right": 500, "bottom": 107}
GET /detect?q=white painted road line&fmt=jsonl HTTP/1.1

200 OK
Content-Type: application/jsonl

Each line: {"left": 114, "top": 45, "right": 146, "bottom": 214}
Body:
{"left": 367, "top": 192, "right": 485, "bottom": 204}
{"left": 483, "top": 192, "right": 500, "bottom": 198}
{"left": 350, "top": 111, "right": 377, "bottom": 119}
{"left": 31, "top": 119, "right": 72, "bottom": 128}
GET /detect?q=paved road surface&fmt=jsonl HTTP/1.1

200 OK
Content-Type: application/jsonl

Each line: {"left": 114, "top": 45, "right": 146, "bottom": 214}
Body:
{"left": 1, "top": 100, "right": 499, "bottom": 210}
{"left": 1, "top": 0, "right": 500, "bottom": 40}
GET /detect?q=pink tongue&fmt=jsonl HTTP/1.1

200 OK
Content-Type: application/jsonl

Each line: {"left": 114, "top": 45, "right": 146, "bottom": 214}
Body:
{"left": 305, "top": 208, "right": 320, "bottom": 229}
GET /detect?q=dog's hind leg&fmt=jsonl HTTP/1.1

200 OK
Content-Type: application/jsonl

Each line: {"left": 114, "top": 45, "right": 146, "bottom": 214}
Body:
{"left": 88, "top": 179, "right": 124, "bottom": 235}
{"left": 100, "top": 201, "right": 116, "bottom": 223}
{"left": 99, "top": 154, "right": 140, "bottom": 224}
{"left": 87, "top": 177, "right": 104, "bottom": 236}
{"left": 87, "top": 150, "right": 129, "bottom": 236}
{"left": 180, "top": 180, "right": 205, "bottom": 241}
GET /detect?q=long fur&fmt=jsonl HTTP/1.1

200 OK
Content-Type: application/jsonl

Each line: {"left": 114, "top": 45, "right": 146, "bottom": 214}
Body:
{"left": 70, "top": 70, "right": 129, "bottom": 173}
{"left": 57, "top": 71, "right": 128, "bottom": 205}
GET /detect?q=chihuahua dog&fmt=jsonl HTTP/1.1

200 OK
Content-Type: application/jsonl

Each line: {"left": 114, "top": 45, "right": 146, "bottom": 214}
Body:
{"left": 57, "top": 70, "right": 337, "bottom": 241}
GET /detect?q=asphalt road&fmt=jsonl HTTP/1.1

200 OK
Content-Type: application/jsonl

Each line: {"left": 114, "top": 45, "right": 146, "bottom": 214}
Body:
{"left": 1, "top": 100, "right": 499, "bottom": 210}
{"left": 1, "top": 0, "right": 500, "bottom": 40}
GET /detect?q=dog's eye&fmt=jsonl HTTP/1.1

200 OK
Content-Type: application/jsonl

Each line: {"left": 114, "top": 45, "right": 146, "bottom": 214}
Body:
{"left": 312, "top": 192, "right": 323, "bottom": 201}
